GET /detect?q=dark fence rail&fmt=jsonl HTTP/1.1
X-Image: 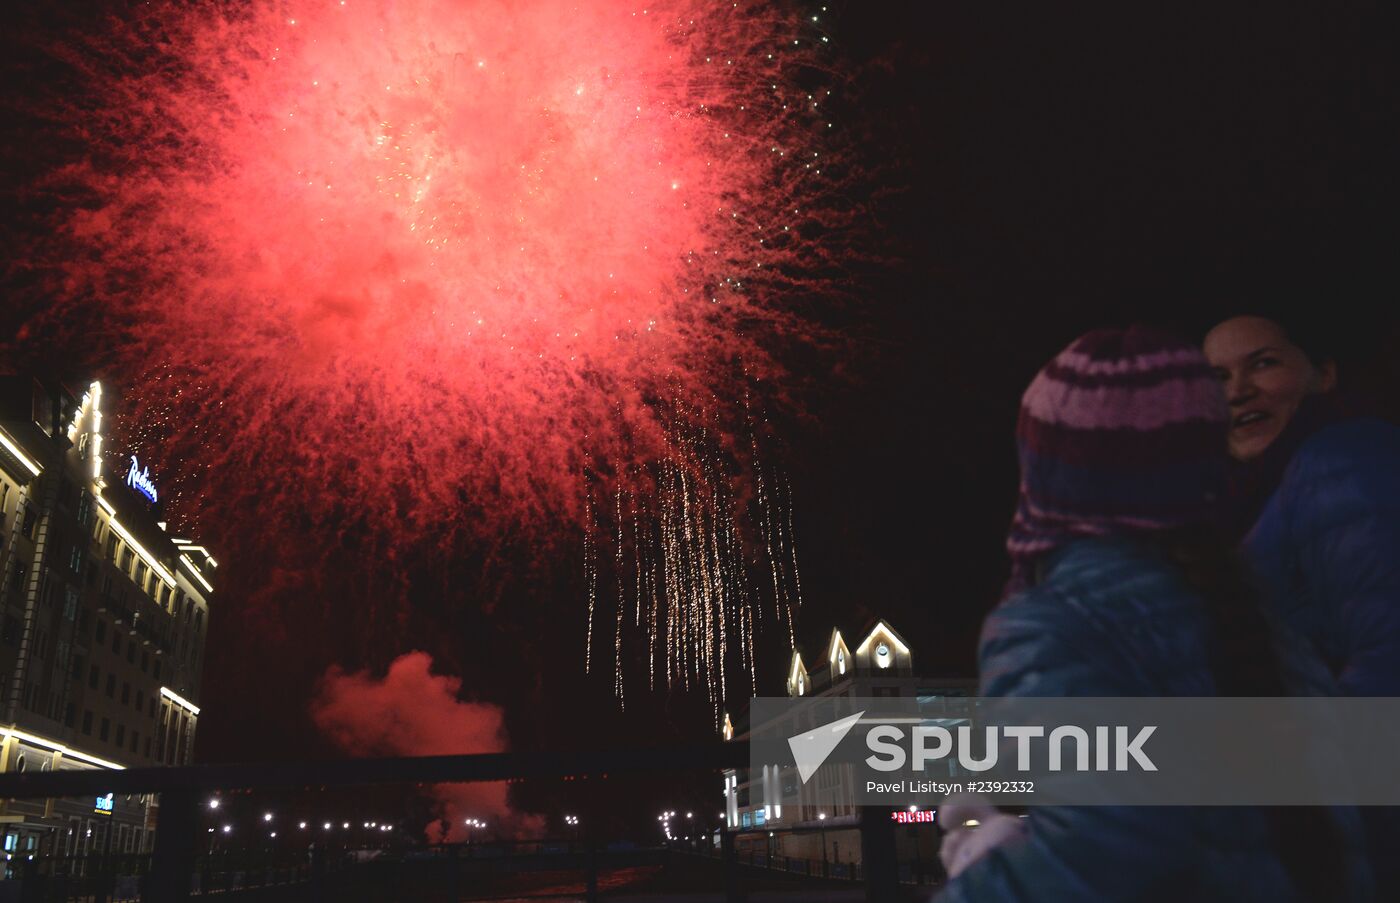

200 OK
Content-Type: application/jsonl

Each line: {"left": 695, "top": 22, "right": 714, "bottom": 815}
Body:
{"left": 0, "top": 743, "right": 750, "bottom": 799}
{"left": 0, "top": 743, "right": 911, "bottom": 903}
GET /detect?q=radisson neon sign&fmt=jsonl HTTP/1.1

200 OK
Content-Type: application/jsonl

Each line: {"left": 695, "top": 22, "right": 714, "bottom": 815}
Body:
{"left": 127, "top": 455, "right": 158, "bottom": 503}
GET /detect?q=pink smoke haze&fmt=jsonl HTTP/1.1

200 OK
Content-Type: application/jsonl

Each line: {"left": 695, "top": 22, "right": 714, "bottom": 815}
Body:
{"left": 311, "top": 651, "right": 543, "bottom": 839}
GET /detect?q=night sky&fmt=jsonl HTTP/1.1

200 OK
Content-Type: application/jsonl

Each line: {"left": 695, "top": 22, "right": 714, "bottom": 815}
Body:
{"left": 3, "top": 0, "right": 1397, "bottom": 832}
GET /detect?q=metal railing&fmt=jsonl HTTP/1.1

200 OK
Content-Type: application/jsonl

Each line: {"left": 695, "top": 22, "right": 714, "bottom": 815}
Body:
{"left": 0, "top": 744, "right": 911, "bottom": 902}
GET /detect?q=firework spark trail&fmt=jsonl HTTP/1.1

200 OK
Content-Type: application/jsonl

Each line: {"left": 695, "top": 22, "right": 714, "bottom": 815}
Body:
{"left": 582, "top": 395, "right": 803, "bottom": 712}
{"left": 13, "top": 0, "right": 843, "bottom": 708}
{"left": 614, "top": 486, "right": 625, "bottom": 706}
{"left": 584, "top": 488, "right": 597, "bottom": 673}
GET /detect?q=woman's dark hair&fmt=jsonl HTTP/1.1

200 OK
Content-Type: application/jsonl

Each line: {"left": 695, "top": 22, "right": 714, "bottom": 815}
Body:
{"left": 1207, "top": 310, "right": 1338, "bottom": 370}
{"left": 1158, "top": 528, "right": 1343, "bottom": 899}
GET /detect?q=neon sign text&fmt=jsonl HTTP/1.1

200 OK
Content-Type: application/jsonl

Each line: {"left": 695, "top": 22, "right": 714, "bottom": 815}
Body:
{"left": 127, "top": 455, "right": 158, "bottom": 503}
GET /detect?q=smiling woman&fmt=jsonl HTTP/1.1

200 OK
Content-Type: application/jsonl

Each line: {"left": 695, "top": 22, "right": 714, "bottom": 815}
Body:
{"left": 1202, "top": 316, "right": 1337, "bottom": 462}
{"left": 1206, "top": 311, "right": 1400, "bottom": 893}
{"left": 1203, "top": 312, "right": 1400, "bottom": 695}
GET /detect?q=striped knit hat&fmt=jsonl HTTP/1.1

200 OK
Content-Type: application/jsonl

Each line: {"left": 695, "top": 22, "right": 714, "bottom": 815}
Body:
{"left": 1006, "top": 326, "right": 1230, "bottom": 593}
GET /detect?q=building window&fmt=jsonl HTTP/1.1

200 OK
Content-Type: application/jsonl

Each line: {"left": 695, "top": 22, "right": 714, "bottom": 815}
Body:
{"left": 99, "top": 718, "right": 110, "bottom": 741}
{"left": 64, "top": 702, "right": 76, "bottom": 728}
{"left": 126, "top": 643, "right": 135, "bottom": 664}
{"left": 153, "top": 660, "right": 161, "bottom": 681}
{"left": 141, "top": 652, "right": 149, "bottom": 673}
{"left": 105, "top": 674, "right": 116, "bottom": 698}
{"left": 134, "top": 689, "right": 144, "bottom": 711}
{"left": 115, "top": 725, "right": 125, "bottom": 747}
{"left": 95, "top": 620, "right": 106, "bottom": 643}
{"left": 89, "top": 665, "right": 99, "bottom": 690}
{"left": 130, "top": 731, "right": 138, "bottom": 753}
{"left": 121, "top": 682, "right": 130, "bottom": 705}
{"left": 112, "top": 632, "right": 120, "bottom": 653}
{"left": 1, "top": 616, "right": 19, "bottom": 647}
{"left": 69, "top": 545, "right": 85, "bottom": 574}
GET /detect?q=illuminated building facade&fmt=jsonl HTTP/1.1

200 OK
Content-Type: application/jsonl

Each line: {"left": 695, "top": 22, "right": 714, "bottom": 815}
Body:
{"left": 719, "top": 620, "right": 971, "bottom": 868}
{"left": 0, "top": 377, "right": 214, "bottom": 865}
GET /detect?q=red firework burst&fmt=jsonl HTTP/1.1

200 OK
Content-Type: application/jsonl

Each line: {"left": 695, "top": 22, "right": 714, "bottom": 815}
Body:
{"left": 10, "top": 0, "right": 856, "bottom": 700}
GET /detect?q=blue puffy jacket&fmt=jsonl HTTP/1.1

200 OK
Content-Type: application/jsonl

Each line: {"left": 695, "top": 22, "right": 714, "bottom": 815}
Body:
{"left": 937, "top": 538, "right": 1373, "bottom": 902}
{"left": 1243, "top": 418, "right": 1400, "bottom": 697}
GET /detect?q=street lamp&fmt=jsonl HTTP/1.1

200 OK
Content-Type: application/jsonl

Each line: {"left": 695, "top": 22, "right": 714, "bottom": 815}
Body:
{"left": 264, "top": 812, "right": 274, "bottom": 823}
{"left": 208, "top": 799, "right": 220, "bottom": 810}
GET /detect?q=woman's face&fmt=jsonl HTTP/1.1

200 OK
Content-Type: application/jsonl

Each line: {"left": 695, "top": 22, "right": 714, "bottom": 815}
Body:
{"left": 1203, "top": 316, "right": 1336, "bottom": 461}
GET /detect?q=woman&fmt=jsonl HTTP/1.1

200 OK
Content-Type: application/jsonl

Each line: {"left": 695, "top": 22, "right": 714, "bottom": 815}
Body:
{"left": 1203, "top": 314, "right": 1400, "bottom": 696}
{"left": 936, "top": 326, "right": 1371, "bottom": 901}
